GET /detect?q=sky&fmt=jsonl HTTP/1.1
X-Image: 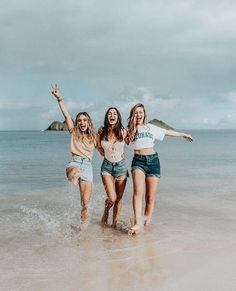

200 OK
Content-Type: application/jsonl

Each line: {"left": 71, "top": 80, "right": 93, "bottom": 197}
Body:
{"left": 0, "top": 0, "right": 236, "bottom": 130}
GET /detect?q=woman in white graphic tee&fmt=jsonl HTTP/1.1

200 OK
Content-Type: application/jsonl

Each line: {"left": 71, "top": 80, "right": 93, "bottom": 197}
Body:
{"left": 126, "top": 103, "right": 193, "bottom": 234}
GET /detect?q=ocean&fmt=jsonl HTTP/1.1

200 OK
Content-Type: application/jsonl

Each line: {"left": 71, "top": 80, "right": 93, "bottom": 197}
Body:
{"left": 0, "top": 130, "right": 236, "bottom": 291}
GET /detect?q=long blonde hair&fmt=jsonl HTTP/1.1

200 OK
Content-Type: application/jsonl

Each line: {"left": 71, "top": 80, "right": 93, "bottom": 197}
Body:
{"left": 75, "top": 112, "right": 96, "bottom": 143}
{"left": 127, "top": 103, "right": 147, "bottom": 143}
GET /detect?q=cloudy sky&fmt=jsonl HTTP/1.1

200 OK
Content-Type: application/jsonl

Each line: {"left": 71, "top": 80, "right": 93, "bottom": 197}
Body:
{"left": 0, "top": 0, "right": 236, "bottom": 130}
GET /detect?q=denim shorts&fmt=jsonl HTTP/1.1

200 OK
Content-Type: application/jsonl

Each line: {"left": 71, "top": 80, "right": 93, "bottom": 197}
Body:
{"left": 67, "top": 155, "right": 93, "bottom": 183}
{"left": 131, "top": 153, "right": 161, "bottom": 178}
{"left": 101, "top": 158, "right": 129, "bottom": 179}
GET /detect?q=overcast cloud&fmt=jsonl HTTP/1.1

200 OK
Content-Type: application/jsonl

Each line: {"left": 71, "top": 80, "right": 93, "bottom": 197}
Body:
{"left": 0, "top": 0, "right": 236, "bottom": 129}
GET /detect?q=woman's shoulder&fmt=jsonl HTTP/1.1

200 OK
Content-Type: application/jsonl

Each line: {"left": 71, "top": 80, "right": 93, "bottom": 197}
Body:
{"left": 147, "top": 123, "right": 159, "bottom": 130}
{"left": 147, "top": 123, "right": 165, "bottom": 131}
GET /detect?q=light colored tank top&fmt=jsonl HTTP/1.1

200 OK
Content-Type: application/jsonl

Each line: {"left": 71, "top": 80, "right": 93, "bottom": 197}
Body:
{"left": 70, "top": 129, "right": 95, "bottom": 160}
{"left": 101, "top": 139, "right": 125, "bottom": 162}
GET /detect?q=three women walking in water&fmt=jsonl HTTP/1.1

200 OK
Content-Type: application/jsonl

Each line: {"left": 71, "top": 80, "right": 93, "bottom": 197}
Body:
{"left": 51, "top": 85, "right": 193, "bottom": 233}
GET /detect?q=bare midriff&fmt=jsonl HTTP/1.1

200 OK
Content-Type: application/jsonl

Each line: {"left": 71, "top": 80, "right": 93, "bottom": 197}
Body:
{"left": 134, "top": 147, "right": 155, "bottom": 155}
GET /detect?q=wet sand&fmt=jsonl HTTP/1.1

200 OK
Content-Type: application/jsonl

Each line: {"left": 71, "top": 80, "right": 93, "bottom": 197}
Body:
{"left": 1, "top": 196, "right": 236, "bottom": 291}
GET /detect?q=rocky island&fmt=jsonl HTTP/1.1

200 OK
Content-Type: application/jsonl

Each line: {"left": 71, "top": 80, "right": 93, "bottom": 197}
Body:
{"left": 45, "top": 121, "right": 68, "bottom": 131}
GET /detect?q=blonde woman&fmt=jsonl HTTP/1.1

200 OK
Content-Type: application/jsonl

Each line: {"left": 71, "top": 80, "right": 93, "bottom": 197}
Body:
{"left": 51, "top": 84, "right": 96, "bottom": 227}
{"left": 127, "top": 103, "right": 193, "bottom": 234}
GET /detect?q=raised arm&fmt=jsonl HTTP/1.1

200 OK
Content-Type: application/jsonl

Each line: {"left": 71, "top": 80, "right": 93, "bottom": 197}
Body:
{"left": 165, "top": 129, "right": 193, "bottom": 142}
{"left": 51, "top": 84, "right": 74, "bottom": 132}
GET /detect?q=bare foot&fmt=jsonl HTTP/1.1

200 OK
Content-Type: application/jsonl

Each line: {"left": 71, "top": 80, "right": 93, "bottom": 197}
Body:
{"left": 143, "top": 216, "right": 151, "bottom": 227}
{"left": 101, "top": 207, "right": 109, "bottom": 226}
{"left": 79, "top": 221, "right": 88, "bottom": 231}
{"left": 129, "top": 224, "right": 142, "bottom": 235}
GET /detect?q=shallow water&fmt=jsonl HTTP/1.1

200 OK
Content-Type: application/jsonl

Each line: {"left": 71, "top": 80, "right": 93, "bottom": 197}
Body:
{"left": 0, "top": 130, "right": 236, "bottom": 290}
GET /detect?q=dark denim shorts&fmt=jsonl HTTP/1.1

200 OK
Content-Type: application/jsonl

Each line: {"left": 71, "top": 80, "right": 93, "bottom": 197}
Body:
{"left": 131, "top": 153, "right": 161, "bottom": 178}
{"left": 101, "top": 158, "right": 129, "bottom": 179}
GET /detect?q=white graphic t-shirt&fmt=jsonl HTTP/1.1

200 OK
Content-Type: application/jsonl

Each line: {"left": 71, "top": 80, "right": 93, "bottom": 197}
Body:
{"left": 133, "top": 123, "right": 166, "bottom": 150}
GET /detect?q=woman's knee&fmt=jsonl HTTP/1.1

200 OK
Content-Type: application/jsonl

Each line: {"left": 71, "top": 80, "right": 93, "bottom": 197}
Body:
{"left": 146, "top": 195, "right": 155, "bottom": 205}
{"left": 133, "top": 181, "right": 144, "bottom": 197}
{"left": 105, "top": 198, "right": 115, "bottom": 207}
{"left": 81, "top": 204, "right": 89, "bottom": 210}
{"left": 133, "top": 189, "right": 143, "bottom": 198}
{"left": 115, "top": 195, "right": 123, "bottom": 204}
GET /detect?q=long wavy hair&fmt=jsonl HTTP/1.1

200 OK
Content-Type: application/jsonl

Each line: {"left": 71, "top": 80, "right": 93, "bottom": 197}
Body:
{"left": 100, "top": 107, "right": 124, "bottom": 141}
{"left": 127, "top": 103, "right": 147, "bottom": 143}
{"left": 75, "top": 112, "right": 96, "bottom": 142}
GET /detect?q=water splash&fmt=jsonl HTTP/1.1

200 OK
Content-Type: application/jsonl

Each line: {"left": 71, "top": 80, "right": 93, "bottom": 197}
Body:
{"left": 20, "top": 206, "right": 61, "bottom": 234}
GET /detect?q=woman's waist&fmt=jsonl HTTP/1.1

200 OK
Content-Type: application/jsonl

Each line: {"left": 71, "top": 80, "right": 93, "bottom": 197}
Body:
{"left": 134, "top": 147, "right": 155, "bottom": 155}
{"left": 70, "top": 146, "right": 93, "bottom": 160}
{"left": 71, "top": 154, "right": 91, "bottom": 162}
{"left": 103, "top": 150, "right": 124, "bottom": 163}
{"left": 103, "top": 157, "right": 125, "bottom": 165}
{"left": 132, "top": 152, "right": 159, "bottom": 163}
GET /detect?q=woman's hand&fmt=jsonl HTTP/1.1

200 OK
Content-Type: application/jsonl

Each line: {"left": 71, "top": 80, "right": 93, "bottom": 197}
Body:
{"left": 51, "top": 84, "right": 62, "bottom": 100}
{"left": 51, "top": 84, "right": 74, "bottom": 131}
{"left": 182, "top": 133, "right": 193, "bottom": 142}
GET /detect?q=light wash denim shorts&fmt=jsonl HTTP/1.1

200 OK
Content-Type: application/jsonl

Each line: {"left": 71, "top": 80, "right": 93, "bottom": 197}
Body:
{"left": 67, "top": 155, "right": 93, "bottom": 183}
{"left": 101, "top": 158, "right": 129, "bottom": 179}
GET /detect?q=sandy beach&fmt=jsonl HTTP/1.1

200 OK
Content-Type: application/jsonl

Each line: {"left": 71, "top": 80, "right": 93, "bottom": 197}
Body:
{"left": 1, "top": 186, "right": 236, "bottom": 291}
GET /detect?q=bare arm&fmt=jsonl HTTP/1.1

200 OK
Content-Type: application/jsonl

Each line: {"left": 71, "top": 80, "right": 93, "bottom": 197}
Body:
{"left": 165, "top": 129, "right": 193, "bottom": 142}
{"left": 51, "top": 84, "right": 74, "bottom": 132}
{"left": 96, "top": 131, "right": 105, "bottom": 156}
{"left": 124, "top": 127, "right": 136, "bottom": 145}
{"left": 122, "top": 128, "right": 128, "bottom": 141}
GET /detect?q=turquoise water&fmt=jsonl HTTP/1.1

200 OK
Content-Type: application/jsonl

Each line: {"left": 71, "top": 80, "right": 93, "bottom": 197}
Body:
{"left": 0, "top": 130, "right": 236, "bottom": 290}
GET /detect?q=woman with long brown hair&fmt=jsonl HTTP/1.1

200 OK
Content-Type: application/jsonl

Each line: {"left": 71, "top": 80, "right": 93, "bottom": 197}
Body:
{"left": 97, "top": 107, "right": 128, "bottom": 228}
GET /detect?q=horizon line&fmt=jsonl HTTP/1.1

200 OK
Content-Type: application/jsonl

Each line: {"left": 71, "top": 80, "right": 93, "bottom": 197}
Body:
{"left": 0, "top": 128, "right": 235, "bottom": 132}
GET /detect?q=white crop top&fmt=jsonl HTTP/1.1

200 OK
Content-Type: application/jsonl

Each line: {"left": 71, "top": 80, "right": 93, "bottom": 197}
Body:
{"left": 133, "top": 123, "right": 166, "bottom": 150}
{"left": 101, "top": 140, "right": 125, "bottom": 163}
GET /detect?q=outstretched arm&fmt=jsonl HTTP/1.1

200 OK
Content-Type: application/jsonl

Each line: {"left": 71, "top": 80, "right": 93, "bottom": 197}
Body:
{"left": 51, "top": 84, "right": 74, "bottom": 132}
{"left": 165, "top": 129, "right": 193, "bottom": 142}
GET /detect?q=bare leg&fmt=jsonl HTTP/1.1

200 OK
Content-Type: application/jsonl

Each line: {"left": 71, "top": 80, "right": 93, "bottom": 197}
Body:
{"left": 131, "top": 169, "right": 145, "bottom": 232}
{"left": 144, "top": 177, "right": 160, "bottom": 226}
{"left": 79, "top": 180, "right": 92, "bottom": 224}
{"left": 112, "top": 175, "right": 127, "bottom": 228}
{"left": 101, "top": 175, "right": 116, "bottom": 225}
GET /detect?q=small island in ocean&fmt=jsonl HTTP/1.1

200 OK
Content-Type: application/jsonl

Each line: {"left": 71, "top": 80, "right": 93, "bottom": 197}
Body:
{"left": 46, "top": 118, "right": 174, "bottom": 131}
{"left": 45, "top": 121, "right": 68, "bottom": 131}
